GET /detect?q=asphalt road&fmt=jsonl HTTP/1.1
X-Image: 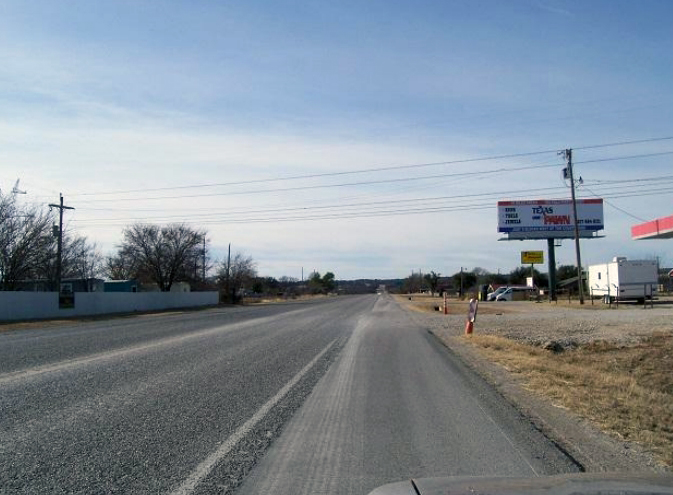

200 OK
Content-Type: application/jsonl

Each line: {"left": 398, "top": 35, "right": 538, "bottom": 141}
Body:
{"left": 0, "top": 294, "right": 579, "bottom": 494}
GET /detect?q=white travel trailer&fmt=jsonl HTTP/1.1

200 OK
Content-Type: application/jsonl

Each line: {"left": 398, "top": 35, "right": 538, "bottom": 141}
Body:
{"left": 588, "top": 257, "right": 658, "bottom": 303}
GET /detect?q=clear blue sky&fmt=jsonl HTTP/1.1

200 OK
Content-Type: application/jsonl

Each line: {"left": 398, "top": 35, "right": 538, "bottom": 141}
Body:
{"left": 1, "top": 1, "right": 672, "bottom": 279}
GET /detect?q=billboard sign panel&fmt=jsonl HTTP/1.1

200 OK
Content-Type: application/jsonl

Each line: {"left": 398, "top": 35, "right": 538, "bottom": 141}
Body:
{"left": 498, "top": 199, "right": 603, "bottom": 238}
{"left": 521, "top": 251, "right": 544, "bottom": 264}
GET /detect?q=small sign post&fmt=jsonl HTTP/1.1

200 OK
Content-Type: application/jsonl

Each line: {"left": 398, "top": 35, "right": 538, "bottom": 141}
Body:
{"left": 465, "top": 298, "right": 478, "bottom": 335}
{"left": 521, "top": 251, "right": 544, "bottom": 288}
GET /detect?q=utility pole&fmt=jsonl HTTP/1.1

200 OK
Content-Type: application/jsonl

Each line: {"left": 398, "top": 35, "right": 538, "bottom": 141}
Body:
{"left": 460, "top": 267, "right": 464, "bottom": 298}
{"left": 202, "top": 236, "right": 206, "bottom": 282}
{"left": 563, "top": 149, "right": 585, "bottom": 304}
{"left": 48, "top": 194, "right": 74, "bottom": 293}
{"left": 226, "top": 243, "right": 231, "bottom": 302}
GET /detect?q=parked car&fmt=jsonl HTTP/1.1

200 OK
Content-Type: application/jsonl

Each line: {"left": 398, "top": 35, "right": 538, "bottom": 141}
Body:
{"left": 495, "top": 286, "right": 536, "bottom": 301}
{"left": 486, "top": 287, "right": 508, "bottom": 301}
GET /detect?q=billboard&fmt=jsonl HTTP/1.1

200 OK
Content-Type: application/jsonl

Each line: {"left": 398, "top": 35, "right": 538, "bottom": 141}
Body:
{"left": 521, "top": 251, "right": 544, "bottom": 264}
{"left": 498, "top": 199, "right": 603, "bottom": 239}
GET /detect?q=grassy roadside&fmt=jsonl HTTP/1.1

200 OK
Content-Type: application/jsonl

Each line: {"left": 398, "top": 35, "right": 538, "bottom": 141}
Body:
{"left": 392, "top": 293, "right": 673, "bottom": 467}
{"left": 465, "top": 333, "right": 673, "bottom": 467}
{"left": 395, "top": 294, "right": 523, "bottom": 315}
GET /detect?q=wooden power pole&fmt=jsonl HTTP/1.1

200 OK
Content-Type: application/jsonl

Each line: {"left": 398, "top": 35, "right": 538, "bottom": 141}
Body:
{"left": 48, "top": 194, "right": 74, "bottom": 292}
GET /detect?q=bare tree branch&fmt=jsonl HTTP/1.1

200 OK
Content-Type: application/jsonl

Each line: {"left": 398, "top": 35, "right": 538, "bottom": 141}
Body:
{"left": 113, "top": 223, "right": 207, "bottom": 291}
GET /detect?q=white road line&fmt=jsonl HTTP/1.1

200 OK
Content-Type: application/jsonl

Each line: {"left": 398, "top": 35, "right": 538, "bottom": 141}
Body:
{"left": 0, "top": 313, "right": 291, "bottom": 385}
{"left": 169, "top": 338, "right": 338, "bottom": 495}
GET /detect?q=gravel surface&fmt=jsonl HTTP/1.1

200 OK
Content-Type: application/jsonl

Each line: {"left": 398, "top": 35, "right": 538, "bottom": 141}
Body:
{"left": 403, "top": 301, "right": 673, "bottom": 349}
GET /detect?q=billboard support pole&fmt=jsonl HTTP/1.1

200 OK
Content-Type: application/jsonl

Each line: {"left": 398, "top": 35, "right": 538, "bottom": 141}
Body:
{"left": 565, "top": 149, "right": 585, "bottom": 304}
{"left": 547, "top": 238, "right": 557, "bottom": 302}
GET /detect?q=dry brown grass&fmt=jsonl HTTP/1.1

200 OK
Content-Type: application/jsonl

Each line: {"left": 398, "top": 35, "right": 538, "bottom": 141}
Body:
{"left": 392, "top": 294, "right": 521, "bottom": 315}
{"left": 466, "top": 333, "right": 673, "bottom": 466}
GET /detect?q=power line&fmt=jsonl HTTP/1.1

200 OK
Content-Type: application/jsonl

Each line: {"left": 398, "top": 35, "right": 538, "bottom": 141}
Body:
{"left": 71, "top": 164, "right": 557, "bottom": 203}
{"left": 71, "top": 179, "right": 673, "bottom": 224}
{"left": 69, "top": 150, "right": 673, "bottom": 205}
{"left": 71, "top": 172, "right": 673, "bottom": 215}
{"left": 577, "top": 150, "right": 673, "bottom": 165}
{"left": 70, "top": 183, "right": 673, "bottom": 228}
{"left": 584, "top": 174, "right": 673, "bottom": 186}
{"left": 581, "top": 185, "right": 647, "bottom": 222}
{"left": 68, "top": 135, "right": 673, "bottom": 198}
{"left": 575, "top": 135, "right": 673, "bottom": 151}
{"left": 74, "top": 184, "right": 568, "bottom": 220}
{"left": 73, "top": 181, "right": 591, "bottom": 224}
{"left": 68, "top": 150, "right": 560, "bottom": 197}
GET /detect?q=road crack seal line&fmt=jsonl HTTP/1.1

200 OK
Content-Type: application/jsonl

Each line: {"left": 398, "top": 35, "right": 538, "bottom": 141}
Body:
{"left": 169, "top": 338, "right": 338, "bottom": 495}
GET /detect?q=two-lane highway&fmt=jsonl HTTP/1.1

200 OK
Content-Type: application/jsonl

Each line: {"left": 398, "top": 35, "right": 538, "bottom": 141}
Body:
{"left": 0, "top": 294, "right": 579, "bottom": 494}
{"left": 0, "top": 297, "right": 370, "bottom": 493}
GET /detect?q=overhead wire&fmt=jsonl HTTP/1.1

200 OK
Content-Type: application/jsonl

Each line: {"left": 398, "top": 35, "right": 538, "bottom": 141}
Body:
{"left": 71, "top": 180, "right": 673, "bottom": 227}
{"left": 71, "top": 176, "right": 673, "bottom": 220}
{"left": 68, "top": 150, "right": 673, "bottom": 205}
{"left": 581, "top": 185, "right": 648, "bottom": 222}
{"left": 71, "top": 165, "right": 553, "bottom": 204}
{"left": 67, "top": 135, "right": 673, "bottom": 198}
{"left": 71, "top": 183, "right": 577, "bottom": 224}
{"left": 574, "top": 135, "right": 673, "bottom": 151}
{"left": 71, "top": 185, "right": 673, "bottom": 228}
{"left": 51, "top": 135, "right": 673, "bottom": 229}
{"left": 67, "top": 150, "right": 560, "bottom": 197}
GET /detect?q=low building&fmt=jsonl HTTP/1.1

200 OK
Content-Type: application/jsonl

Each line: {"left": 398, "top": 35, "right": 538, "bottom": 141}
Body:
{"left": 15, "top": 278, "right": 105, "bottom": 293}
{"left": 104, "top": 280, "right": 139, "bottom": 292}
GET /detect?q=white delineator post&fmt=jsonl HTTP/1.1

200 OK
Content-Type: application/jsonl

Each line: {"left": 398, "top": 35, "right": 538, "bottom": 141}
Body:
{"left": 465, "top": 298, "right": 478, "bottom": 335}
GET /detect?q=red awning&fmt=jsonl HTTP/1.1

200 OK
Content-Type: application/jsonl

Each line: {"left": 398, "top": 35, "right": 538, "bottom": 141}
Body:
{"left": 632, "top": 214, "right": 673, "bottom": 240}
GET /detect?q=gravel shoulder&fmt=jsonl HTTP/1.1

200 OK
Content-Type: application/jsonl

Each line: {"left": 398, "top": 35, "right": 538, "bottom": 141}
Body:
{"left": 394, "top": 295, "right": 672, "bottom": 473}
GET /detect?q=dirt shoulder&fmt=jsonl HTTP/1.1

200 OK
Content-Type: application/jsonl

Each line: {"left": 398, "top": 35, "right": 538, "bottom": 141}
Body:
{"left": 394, "top": 294, "right": 672, "bottom": 473}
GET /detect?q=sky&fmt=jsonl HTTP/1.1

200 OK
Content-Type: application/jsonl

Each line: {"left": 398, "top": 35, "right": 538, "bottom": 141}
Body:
{"left": 1, "top": 0, "right": 672, "bottom": 280}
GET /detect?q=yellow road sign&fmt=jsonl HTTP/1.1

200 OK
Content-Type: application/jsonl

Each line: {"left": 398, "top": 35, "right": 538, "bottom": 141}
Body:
{"left": 521, "top": 251, "right": 544, "bottom": 264}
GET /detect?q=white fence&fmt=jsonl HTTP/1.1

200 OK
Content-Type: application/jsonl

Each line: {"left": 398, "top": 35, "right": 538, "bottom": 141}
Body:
{"left": 0, "top": 291, "right": 219, "bottom": 322}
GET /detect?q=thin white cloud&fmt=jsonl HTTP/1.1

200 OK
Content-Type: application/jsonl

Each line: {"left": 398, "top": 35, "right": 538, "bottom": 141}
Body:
{"left": 1, "top": 1, "right": 671, "bottom": 279}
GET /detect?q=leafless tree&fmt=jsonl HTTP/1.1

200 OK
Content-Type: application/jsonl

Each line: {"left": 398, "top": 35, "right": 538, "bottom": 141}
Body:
{"left": 105, "top": 251, "right": 135, "bottom": 280}
{"left": 402, "top": 272, "right": 423, "bottom": 293}
{"left": 217, "top": 252, "right": 257, "bottom": 302}
{"left": 0, "top": 192, "right": 54, "bottom": 290}
{"left": 423, "top": 271, "right": 441, "bottom": 295}
{"left": 114, "top": 223, "right": 207, "bottom": 291}
{"left": 65, "top": 236, "right": 104, "bottom": 281}
{"left": 22, "top": 227, "right": 103, "bottom": 291}
{"left": 0, "top": 191, "right": 110, "bottom": 291}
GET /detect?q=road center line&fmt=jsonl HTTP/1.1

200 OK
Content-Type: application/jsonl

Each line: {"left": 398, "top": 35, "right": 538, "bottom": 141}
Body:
{"left": 169, "top": 338, "right": 338, "bottom": 495}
